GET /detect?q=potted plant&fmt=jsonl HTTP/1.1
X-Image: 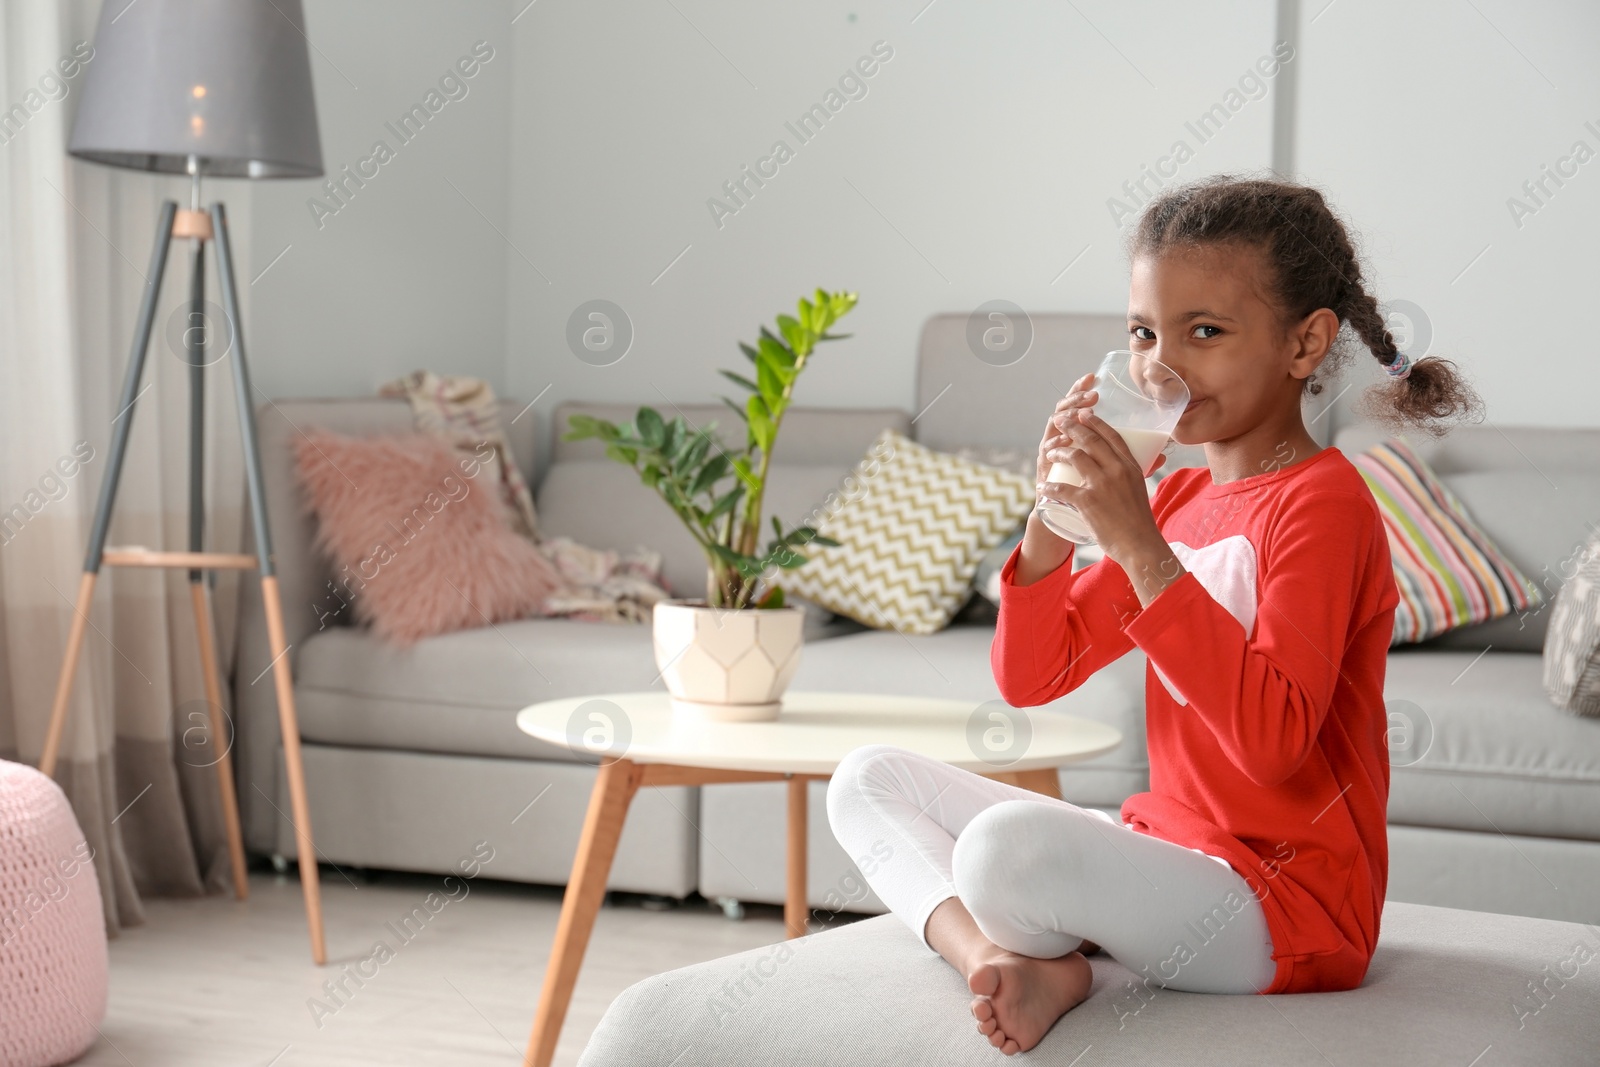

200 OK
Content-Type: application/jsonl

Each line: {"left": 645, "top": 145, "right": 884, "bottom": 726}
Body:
{"left": 562, "top": 289, "right": 858, "bottom": 721}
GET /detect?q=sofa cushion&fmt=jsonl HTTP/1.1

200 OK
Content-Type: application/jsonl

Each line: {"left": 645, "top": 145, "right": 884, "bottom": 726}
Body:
{"left": 293, "top": 429, "right": 564, "bottom": 644}
{"left": 575, "top": 901, "right": 1600, "bottom": 1067}
{"left": 1350, "top": 437, "right": 1542, "bottom": 646}
{"left": 292, "top": 612, "right": 868, "bottom": 762}
{"left": 1543, "top": 527, "right": 1600, "bottom": 716}
{"left": 1420, "top": 471, "right": 1600, "bottom": 654}
{"left": 1334, "top": 424, "right": 1600, "bottom": 653}
{"left": 781, "top": 429, "right": 1036, "bottom": 635}
{"left": 790, "top": 626, "right": 1149, "bottom": 808}
{"left": 1384, "top": 649, "right": 1600, "bottom": 839}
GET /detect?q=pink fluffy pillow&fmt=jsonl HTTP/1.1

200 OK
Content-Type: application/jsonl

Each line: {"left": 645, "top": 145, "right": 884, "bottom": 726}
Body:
{"left": 293, "top": 429, "right": 564, "bottom": 644}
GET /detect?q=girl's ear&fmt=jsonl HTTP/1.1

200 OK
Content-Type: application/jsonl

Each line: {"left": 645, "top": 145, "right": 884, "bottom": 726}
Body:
{"left": 1288, "top": 307, "right": 1339, "bottom": 380}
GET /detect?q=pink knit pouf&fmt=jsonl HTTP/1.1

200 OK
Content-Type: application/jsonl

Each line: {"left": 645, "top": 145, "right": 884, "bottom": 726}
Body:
{"left": 0, "top": 760, "right": 107, "bottom": 1066}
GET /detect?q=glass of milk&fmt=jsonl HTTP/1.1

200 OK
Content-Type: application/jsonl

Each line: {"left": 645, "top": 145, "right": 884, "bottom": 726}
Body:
{"left": 1035, "top": 349, "right": 1190, "bottom": 545}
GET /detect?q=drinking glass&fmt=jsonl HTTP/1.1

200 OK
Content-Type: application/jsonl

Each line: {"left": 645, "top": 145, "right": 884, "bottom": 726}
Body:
{"left": 1035, "top": 349, "right": 1190, "bottom": 545}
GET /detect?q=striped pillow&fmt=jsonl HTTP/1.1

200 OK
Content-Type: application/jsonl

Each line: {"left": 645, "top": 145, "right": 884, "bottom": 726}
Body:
{"left": 1351, "top": 437, "right": 1543, "bottom": 646}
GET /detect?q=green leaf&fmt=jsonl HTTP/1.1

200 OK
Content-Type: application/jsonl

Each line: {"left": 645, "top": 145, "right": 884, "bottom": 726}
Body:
{"left": 830, "top": 290, "right": 860, "bottom": 318}
{"left": 661, "top": 416, "right": 684, "bottom": 460}
{"left": 776, "top": 313, "right": 805, "bottom": 353}
{"left": 719, "top": 369, "right": 759, "bottom": 393}
{"left": 766, "top": 394, "right": 789, "bottom": 425}
{"left": 719, "top": 395, "right": 747, "bottom": 422}
{"left": 758, "top": 584, "right": 786, "bottom": 609}
{"left": 730, "top": 455, "right": 761, "bottom": 491}
{"left": 758, "top": 334, "right": 794, "bottom": 369}
{"left": 746, "top": 395, "right": 773, "bottom": 453}
{"left": 771, "top": 514, "right": 782, "bottom": 539}
{"left": 636, "top": 407, "right": 666, "bottom": 450}
{"left": 787, "top": 526, "right": 840, "bottom": 548}
{"left": 739, "top": 341, "right": 760, "bottom": 365}
{"left": 757, "top": 356, "right": 785, "bottom": 400}
{"left": 564, "top": 413, "right": 622, "bottom": 442}
{"left": 761, "top": 546, "right": 806, "bottom": 569}
{"left": 709, "top": 542, "right": 764, "bottom": 578}
{"left": 707, "top": 485, "right": 743, "bottom": 521}
{"left": 680, "top": 432, "right": 712, "bottom": 474}
{"left": 603, "top": 442, "right": 639, "bottom": 465}
{"left": 660, "top": 479, "right": 688, "bottom": 510}
{"left": 689, "top": 451, "right": 730, "bottom": 496}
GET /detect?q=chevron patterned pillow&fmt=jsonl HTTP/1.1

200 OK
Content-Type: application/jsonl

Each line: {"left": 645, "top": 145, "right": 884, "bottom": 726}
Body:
{"left": 780, "top": 427, "right": 1036, "bottom": 635}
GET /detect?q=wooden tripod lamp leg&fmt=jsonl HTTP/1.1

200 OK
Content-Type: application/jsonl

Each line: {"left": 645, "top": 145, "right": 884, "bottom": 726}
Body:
{"left": 210, "top": 200, "right": 326, "bottom": 965}
{"left": 41, "top": 201, "right": 178, "bottom": 781}
{"left": 260, "top": 576, "right": 325, "bottom": 964}
{"left": 39, "top": 573, "right": 100, "bottom": 780}
{"left": 190, "top": 581, "right": 250, "bottom": 901}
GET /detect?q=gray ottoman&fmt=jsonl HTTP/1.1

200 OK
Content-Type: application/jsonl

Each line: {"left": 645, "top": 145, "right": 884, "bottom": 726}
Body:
{"left": 577, "top": 901, "right": 1600, "bottom": 1066}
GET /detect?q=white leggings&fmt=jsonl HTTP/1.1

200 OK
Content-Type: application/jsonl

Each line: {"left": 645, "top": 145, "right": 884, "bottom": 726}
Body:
{"left": 825, "top": 744, "right": 1277, "bottom": 995}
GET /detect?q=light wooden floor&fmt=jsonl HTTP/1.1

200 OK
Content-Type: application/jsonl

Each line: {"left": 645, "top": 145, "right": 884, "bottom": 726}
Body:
{"left": 75, "top": 866, "right": 810, "bottom": 1067}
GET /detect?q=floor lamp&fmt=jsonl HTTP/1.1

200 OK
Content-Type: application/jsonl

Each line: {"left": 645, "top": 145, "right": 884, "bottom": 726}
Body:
{"left": 40, "top": 0, "right": 329, "bottom": 965}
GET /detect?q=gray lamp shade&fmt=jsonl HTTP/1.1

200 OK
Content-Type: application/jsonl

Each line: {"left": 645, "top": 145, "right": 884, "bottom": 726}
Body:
{"left": 68, "top": 0, "right": 322, "bottom": 178}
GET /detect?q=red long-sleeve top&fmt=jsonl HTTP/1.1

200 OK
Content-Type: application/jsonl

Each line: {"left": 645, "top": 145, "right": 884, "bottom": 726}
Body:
{"left": 992, "top": 445, "right": 1398, "bottom": 994}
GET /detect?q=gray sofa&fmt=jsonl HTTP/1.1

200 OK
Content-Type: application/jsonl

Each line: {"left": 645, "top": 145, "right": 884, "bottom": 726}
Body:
{"left": 231, "top": 312, "right": 1600, "bottom": 934}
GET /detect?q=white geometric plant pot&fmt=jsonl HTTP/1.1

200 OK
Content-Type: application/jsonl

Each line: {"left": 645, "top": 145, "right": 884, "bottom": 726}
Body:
{"left": 652, "top": 599, "right": 806, "bottom": 722}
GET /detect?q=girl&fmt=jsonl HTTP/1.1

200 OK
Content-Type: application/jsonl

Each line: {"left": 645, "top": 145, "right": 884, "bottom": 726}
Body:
{"left": 825, "top": 175, "right": 1482, "bottom": 1056}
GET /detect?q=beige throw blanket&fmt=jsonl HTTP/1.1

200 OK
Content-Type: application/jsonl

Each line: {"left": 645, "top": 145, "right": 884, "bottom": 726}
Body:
{"left": 379, "top": 371, "right": 674, "bottom": 624}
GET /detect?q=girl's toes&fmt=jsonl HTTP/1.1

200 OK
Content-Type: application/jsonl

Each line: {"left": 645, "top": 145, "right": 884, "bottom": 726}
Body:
{"left": 977, "top": 1016, "right": 997, "bottom": 1036}
{"left": 971, "top": 998, "right": 994, "bottom": 1023}
{"left": 1003, "top": 1038, "right": 1021, "bottom": 1055}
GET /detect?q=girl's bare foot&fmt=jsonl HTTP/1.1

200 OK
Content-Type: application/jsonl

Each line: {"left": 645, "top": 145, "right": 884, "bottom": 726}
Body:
{"left": 966, "top": 947, "right": 1093, "bottom": 1055}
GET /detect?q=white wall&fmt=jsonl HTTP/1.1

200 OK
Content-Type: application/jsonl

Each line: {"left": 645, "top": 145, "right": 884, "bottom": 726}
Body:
{"left": 246, "top": 0, "right": 512, "bottom": 399}
{"left": 505, "top": 0, "right": 1281, "bottom": 461}
{"left": 244, "top": 0, "right": 1600, "bottom": 436}
{"left": 1298, "top": 0, "right": 1600, "bottom": 430}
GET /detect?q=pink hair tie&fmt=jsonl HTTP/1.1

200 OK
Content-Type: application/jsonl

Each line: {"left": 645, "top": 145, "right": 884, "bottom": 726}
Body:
{"left": 1384, "top": 350, "right": 1413, "bottom": 380}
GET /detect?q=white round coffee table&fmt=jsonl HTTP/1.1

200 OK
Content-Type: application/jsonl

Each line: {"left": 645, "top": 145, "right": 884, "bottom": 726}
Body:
{"left": 516, "top": 689, "right": 1120, "bottom": 1067}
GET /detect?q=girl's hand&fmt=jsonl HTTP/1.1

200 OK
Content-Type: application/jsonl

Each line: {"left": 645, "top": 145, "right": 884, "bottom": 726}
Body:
{"left": 1035, "top": 373, "right": 1100, "bottom": 489}
{"left": 1040, "top": 405, "right": 1167, "bottom": 563}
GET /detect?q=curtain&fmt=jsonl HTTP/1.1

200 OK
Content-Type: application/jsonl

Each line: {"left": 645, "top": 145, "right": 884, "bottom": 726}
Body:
{"left": 0, "top": 0, "right": 250, "bottom": 936}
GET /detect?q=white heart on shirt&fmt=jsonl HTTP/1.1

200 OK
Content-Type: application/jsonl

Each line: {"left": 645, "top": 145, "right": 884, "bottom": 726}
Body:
{"left": 1149, "top": 535, "right": 1259, "bottom": 706}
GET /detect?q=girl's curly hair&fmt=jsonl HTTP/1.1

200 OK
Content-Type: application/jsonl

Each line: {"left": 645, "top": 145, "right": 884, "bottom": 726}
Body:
{"left": 1125, "top": 174, "right": 1483, "bottom": 438}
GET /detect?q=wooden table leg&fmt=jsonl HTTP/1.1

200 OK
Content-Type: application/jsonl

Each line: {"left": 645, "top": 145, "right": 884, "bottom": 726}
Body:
{"left": 990, "top": 767, "right": 1064, "bottom": 800}
{"left": 524, "top": 757, "right": 644, "bottom": 1067}
{"left": 785, "top": 774, "right": 809, "bottom": 939}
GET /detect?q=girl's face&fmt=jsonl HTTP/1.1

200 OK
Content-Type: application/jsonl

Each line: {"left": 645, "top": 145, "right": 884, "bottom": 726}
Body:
{"left": 1126, "top": 245, "right": 1310, "bottom": 447}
